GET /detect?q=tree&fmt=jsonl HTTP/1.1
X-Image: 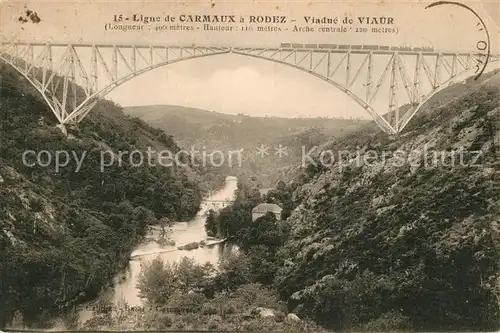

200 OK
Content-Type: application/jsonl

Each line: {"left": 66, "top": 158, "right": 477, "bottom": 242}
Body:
{"left": 238, "top": 212, "right": 284, "bottom": 252}
{"left": 158, "top": 217, "right": 171, "bottom": 246}
{"left": 176, "top": 257, "right": 214, "bottom": 292}
{"left": 214, "top": 252, "right": 252, "bottom": 291}
{"left": 137, "top": 257, "right": 215, "bottom": 305}
{"left": 205, "top": 209, "right": 217, "bottom": 237}
{"left": 137, "top": 257, "right": 178, "bottom": 305}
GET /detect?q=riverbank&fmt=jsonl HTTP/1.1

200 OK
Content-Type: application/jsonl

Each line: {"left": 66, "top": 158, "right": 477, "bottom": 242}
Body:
{"left": 75, "top": 176, "right": 238, "bottom": 325}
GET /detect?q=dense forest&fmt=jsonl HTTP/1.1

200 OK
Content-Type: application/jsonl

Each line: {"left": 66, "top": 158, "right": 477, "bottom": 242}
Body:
{"left": 68, "top": 178, "right": 319, "bottom": 332}
{"left": 0, "top": 63, "right": 225, "bottom": 327}
{"left": 274, "top": 72, "right": 500, "bottom": 331}
{"left": 202, "top": 70, "right": 500, "bottom": 331}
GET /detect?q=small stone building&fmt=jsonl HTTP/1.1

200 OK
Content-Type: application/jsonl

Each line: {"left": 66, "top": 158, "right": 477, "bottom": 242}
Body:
{"left": 251, "top": 203, "right": 282, "bottom": 222}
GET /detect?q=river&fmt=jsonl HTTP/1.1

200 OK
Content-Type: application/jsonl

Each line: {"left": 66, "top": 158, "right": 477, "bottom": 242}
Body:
{"left": 77, "top": 176, "right": 238, "bottom": 323}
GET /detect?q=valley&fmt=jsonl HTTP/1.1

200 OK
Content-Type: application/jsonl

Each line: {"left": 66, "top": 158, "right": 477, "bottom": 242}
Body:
{"left": 1, "top": 60, "right": 500, "bottom": 331}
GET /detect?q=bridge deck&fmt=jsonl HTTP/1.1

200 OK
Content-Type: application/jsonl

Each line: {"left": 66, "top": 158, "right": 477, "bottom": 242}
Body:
{"left": 0, "top": 41, "right": 478, "bottom": 57}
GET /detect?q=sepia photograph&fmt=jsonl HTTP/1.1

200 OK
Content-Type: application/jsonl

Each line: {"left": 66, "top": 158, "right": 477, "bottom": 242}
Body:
{"left": 0, "top": 0, "right": 499, "bottom": 331}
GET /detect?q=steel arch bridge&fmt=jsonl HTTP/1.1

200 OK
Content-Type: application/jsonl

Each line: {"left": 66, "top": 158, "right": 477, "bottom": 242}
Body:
{"left": 0, "top": 41, "right": 498, "bottom": 134}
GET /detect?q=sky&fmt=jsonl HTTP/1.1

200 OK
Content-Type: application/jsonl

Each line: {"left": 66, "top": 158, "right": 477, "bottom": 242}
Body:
{"left": 0, "top": 0, "right": 498, "bottom": 119}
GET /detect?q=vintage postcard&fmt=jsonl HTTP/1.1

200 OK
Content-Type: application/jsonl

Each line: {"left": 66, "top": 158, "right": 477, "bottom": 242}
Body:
{"left": 0, "top": 0, "right": 499, "bottom": 332}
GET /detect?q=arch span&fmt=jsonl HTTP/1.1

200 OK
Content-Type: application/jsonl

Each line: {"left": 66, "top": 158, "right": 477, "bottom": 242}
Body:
{"left": 63, "top": 49, "right": 233, "bottom": 124}
{"left": 70, "top": 49, "right": 394, "bottom": 134}
{"left": 0, "top": 42, "right": 495, "bottom": 134}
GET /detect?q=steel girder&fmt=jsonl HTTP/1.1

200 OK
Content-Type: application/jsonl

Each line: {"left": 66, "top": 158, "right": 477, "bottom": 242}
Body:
{"left": 0, "top": 41, "right": 497, "bottom": 134}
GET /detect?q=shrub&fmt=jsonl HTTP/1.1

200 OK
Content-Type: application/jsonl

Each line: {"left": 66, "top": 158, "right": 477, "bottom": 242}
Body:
{"left": 361, "top": 310, "right": 412, "bottom": 332}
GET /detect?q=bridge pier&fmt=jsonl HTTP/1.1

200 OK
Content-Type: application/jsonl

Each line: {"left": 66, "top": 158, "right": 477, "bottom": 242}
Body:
{"left": 56, "top": 124, "right": 68, "bottom": 137}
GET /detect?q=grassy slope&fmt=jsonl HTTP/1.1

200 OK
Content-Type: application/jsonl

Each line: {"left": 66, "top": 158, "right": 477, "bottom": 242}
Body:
{"left": 124, "top": 105, "right": 368, "bottom": 188}
{"left": 275, "top": 70, "right": 500, "bottom": 331}
{"left": 124, "top": 104, "right": 368, "bottom": 149}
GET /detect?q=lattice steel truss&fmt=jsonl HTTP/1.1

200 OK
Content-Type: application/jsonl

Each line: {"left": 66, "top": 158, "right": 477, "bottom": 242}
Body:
{"left": 0, "top": 41, "right": 497, "bottom": 134}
